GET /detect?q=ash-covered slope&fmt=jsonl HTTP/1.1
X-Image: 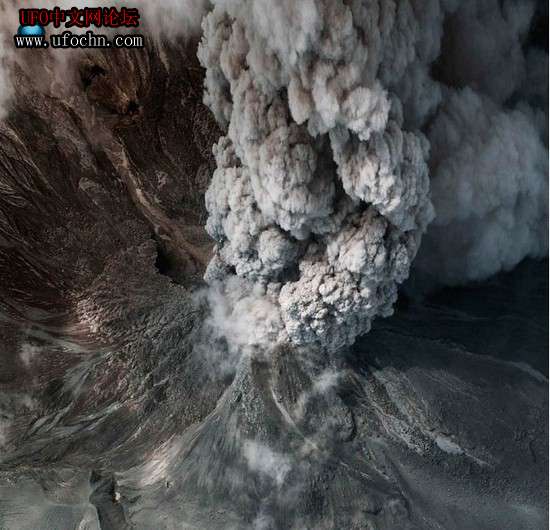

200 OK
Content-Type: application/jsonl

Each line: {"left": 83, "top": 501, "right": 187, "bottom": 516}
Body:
{"left": 0, "top": 37, "right": 223, "bottom": 528}
{"left": 1, "top": 249, "right": 546, "bottom": 530}
{"left": 101, "top": 260, "right": 548, "bottom": 530}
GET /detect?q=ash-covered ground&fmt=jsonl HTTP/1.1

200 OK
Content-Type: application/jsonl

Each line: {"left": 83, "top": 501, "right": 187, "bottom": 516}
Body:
{"left": 0, "top": 1, "right": 548, "bottom": 529}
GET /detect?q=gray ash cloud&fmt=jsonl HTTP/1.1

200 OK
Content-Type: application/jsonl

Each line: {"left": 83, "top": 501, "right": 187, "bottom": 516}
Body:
{"left": 198, "top": 0, "right": 548, "bottom": 351}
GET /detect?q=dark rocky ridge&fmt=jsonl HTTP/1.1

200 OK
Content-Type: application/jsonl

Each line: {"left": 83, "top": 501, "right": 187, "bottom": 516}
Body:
{"left": 0, "top": 35, "right": 547, "bottom": 530}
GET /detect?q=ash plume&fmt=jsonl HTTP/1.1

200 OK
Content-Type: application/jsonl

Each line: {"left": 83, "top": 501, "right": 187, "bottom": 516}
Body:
{"left": 199, "top": 0, "right": 548, "bottom": 352}
{"left": 412, "top": 0, "right": 549, "bottom": 285}
{"left": 199, "top": 0, "right": 434, "bottom": 352}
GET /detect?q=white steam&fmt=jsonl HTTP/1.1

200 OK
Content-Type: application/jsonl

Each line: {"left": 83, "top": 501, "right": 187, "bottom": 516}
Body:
{"left": 242, "top": 440, "right": 291, "bottom": 487}
{"left": 138, "top": 0, "right": 210, "bottom": 41}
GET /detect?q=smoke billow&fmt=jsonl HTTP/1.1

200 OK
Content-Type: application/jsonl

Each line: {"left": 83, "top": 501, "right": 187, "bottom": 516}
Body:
{"left": 198, "top": 0, "right": 548, "bottom": 351}
{"left": 198, "top": 0, "right": 435, "bottom": 351}
{"left": 412, "top": 0, "right": 549, "bottom": 285}
{"left": 416, "top": 87, "right": 548, "bottom": 284}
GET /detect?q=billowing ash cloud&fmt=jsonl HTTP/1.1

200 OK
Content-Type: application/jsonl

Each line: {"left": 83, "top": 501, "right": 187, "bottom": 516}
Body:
{"left": 416, "top": 87, "right": 548, "bottom": 284}
{"left": 198, "top": 0, "right": 435, "bottom": 351}
{"left": 410, "top": 0, "right": 549, "bottom": 285}
{"left": 198, "top": 0, "right": 548, "bottom": 352}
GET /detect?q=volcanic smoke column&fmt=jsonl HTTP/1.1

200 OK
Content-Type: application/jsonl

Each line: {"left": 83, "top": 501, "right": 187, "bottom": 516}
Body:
{"left": 198, "top": 0, "right": 434, "bottom": 351}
